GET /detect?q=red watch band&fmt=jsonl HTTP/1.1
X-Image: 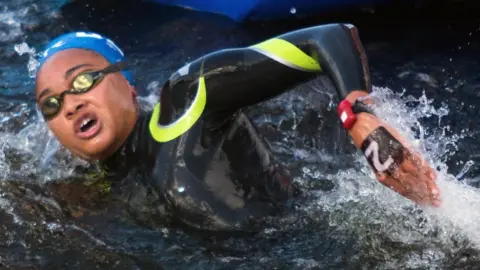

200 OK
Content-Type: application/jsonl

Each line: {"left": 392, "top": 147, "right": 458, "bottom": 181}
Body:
{"left": 337, "top": 99, "right": 357, "bottom": 130}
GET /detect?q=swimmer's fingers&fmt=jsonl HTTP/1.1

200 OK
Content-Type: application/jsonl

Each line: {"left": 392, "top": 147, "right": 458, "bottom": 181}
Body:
{"left": 383, "top": 151, "right": 441, "bottom": 206}
{"left": 376, "top": 171, "right": 408, "bottom": 196}
{"left": 401, "top": 151, "right": 441, "bottom": 206}
{"left": 403, "top": 150, "right": 438, "bottom": 181}
{"left": 376, "top": 169, "right": 439, "bottom": 206}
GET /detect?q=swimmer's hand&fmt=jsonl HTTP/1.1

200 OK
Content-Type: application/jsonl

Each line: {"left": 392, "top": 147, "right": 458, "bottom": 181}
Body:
{"left": 343, "top": 91, "right": 441, "bottom": 207}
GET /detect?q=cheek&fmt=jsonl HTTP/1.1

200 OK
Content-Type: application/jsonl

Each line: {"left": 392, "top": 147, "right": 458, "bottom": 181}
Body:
{"left": 47, "top": 119, "right": 74, "bottom": 144}
{"left": 103, "top": 80, "right": 136, "bottom": 114}
{"left": 95, "top": 78, "right": 133, "bottom": 107}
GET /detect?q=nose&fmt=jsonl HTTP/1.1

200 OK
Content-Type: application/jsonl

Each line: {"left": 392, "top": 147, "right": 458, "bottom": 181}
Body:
{"left": 63, "top": 94, "right": 86, "bottom": 119}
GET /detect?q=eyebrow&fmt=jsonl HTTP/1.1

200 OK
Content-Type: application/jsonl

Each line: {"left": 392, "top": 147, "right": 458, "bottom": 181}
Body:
{"left": 64, "top": 63, "right": 92, "bottom": 80}
{"left": 37, "top": 88, "right": 51, "bottom": 101}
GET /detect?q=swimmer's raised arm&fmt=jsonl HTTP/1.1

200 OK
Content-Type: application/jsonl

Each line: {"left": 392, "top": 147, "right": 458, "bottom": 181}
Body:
{"left": 163, "top": 23, "right": 369, "bottom": 116}
{"left": 158, "top": 23, "right": 441, "bottom": 207}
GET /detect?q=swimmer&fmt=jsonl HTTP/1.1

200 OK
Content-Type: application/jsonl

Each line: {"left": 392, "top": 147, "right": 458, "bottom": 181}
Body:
{"left": 35, "top": 23, "right": 441, "bottom": 231}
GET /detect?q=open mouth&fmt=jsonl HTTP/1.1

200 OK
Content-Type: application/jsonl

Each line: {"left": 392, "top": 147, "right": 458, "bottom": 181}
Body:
{"left": 80, "top": 118, "right": 97, "bottom": 132}
{"left": 75, "top": 112, "right": 102, "bottom": 140}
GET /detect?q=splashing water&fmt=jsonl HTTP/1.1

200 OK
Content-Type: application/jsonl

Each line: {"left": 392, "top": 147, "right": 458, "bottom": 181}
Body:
{"left": 14, "top": 42, "right": 39, "bottom": 78}
{"left": 429, "top": 176, "right": 480, "bottom": 246}
{"left": 456, "top": 160, "right": 475, "bottom": 180}
{"left": 368, "top": 88, "right": 480, "bottom": 248}
{"left": 279, "top": 83, "right": 480, "bottom": 268}
{"left": 0, "top": 120, "right": 92, "bottom": 184}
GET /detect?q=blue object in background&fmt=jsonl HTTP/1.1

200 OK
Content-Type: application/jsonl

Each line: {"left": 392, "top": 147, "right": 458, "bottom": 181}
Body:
{"left": 146, "top": 0, "right": 391, "bottom": 21}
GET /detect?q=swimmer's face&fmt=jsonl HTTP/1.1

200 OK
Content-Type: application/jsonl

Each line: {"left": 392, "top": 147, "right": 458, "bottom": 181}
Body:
{"left": 35, "top": 49, "right": 138, "bottom": 161}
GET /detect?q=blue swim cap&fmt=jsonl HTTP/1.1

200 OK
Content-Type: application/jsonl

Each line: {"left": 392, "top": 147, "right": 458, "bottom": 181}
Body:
{"left": 38, "top": 31, "right": 133, "bottom": 85}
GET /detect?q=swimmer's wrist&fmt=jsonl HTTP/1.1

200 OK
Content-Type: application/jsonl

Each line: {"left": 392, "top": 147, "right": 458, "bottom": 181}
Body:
{"left": 337, "top": 90, "right": 375, "bottom": 130}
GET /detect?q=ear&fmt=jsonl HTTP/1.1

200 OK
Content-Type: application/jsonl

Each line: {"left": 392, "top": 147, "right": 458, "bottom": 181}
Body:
{"left": 130, "top": 86, "right": 139, "bottom": 111}
{"left": 130, "top": 85, "right": 138, "bottom": 99}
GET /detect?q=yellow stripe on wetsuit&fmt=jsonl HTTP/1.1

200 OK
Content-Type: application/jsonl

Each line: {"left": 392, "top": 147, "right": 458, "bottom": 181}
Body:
{"left": 149, "top": 76, "right": 206, "bottom": 142}
{"left": 250, "top": 38, "right": 322, "bottom": 72}
{"left": 149, "top": 38, "right": 320, "bottom": 142}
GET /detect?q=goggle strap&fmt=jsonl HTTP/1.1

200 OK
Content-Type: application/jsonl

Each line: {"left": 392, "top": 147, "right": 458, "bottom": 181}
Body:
{"left": 100, "top": 61, "right": 127, "bottom": 75}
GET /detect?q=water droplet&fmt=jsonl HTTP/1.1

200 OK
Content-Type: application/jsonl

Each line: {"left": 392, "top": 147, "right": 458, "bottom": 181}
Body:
{"left": 456, "top": 160, "right": 475, "bottom": 180}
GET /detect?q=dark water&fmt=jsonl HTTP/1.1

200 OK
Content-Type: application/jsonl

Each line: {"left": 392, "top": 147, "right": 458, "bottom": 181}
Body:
{"left": 1, "top": 0, "right": 480, "bottom": 269}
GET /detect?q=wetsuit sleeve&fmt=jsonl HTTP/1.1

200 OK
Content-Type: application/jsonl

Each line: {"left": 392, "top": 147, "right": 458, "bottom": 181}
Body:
{"left": 160, "top": 23, "right": 370, "bottom": 121}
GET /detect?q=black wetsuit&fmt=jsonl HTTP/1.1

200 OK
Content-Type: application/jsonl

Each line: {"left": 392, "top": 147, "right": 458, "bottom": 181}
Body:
{"left": 102, "top": 23, "right": 371, "bottom": 232}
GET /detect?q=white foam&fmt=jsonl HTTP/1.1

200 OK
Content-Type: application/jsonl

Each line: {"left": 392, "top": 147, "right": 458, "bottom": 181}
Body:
{"left": 428, "top": 174, "right": 480, "bottom": 247}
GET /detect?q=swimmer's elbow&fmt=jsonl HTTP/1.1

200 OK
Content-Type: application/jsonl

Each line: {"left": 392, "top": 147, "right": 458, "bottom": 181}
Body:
{"left": 308, "top": 24, "right": 372, "bottom": 98}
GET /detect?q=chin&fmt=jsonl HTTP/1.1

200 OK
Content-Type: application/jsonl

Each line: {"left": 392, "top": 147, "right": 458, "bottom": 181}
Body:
{"left": 75, "top": 148, "right": 109, "bottom": 161}
{"left": 76, "top": 136, "right": 115, "bottom": 161}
